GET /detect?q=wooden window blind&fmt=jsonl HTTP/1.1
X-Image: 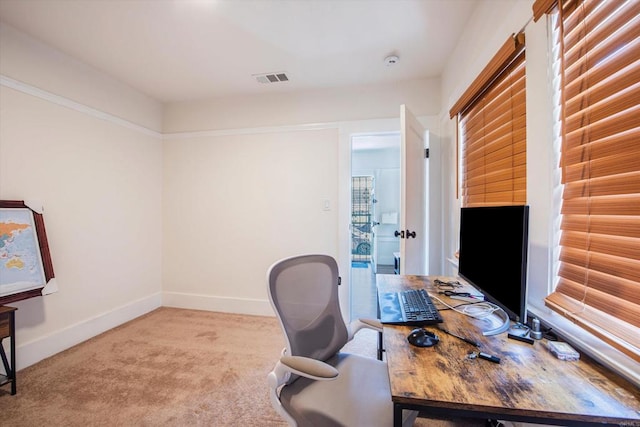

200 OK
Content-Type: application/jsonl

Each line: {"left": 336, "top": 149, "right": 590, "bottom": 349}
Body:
{"left": 533, "top": 0, "right": 557, "bottom": 22}
{"left": 450, "top": 34, "right": 526, "bottom": 207}
{"left": 542, "top": 0, "right": 640, "bottom": 361}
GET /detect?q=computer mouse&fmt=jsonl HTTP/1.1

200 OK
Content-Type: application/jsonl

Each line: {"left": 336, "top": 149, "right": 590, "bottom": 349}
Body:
{"left": 407, "top": 328, "right": 439, "bottom": 347}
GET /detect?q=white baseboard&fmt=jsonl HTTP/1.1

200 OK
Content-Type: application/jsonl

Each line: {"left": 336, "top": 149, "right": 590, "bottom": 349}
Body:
{"left": 162, "top": 291, "right": 275, "bottom": 317}
{"left": 12, "top": 292, "right": 274, "bottom": 371}
{"left": 16, "top": 293, "right": 162, "bottom": 370}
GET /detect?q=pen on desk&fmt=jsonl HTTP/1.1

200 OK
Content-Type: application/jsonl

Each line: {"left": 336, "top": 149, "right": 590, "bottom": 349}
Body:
{"left": 478, "top": 352, "right": 501, "bottom": 364}
{"left": 440, "top": 329, "right": 480, "bottom": 347}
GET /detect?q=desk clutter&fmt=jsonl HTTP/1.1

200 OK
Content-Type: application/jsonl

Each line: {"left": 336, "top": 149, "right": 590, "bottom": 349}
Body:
{"left": 546, "top": 341, "right": 580, "bottom": 361}
{"left": 377, "top": 274, "right": 640, "bottom": 426}
{"left": 384, "top": 276, "right": 584, "bottom": 364}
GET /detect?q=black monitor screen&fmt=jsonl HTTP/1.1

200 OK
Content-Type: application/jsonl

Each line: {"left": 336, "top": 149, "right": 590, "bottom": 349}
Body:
{"left": 458, "top": 205, "right": 530, "bottom": 323}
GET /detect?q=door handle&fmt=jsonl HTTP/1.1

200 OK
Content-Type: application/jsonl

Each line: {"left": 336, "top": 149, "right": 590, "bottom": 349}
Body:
{"left": 406, "top": 230, "right": 416, "bottom": 239}
{"left": 394, "top": 230, "right": 405, "bottom": 238}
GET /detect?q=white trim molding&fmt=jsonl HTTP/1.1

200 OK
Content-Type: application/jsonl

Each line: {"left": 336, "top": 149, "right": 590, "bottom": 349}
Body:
{"left": 162, "top": 291, "right": 275, "bottom": 317}
{"left": 528, "top": 304, "right": 640, "bottom": 388}
{"left": 15, "top": 293, "right": 162, "bottom": 370}
{"left": 0, "top": 74, "right": 163, "bottom": 138}
{"left": 1, "top": 74, "right": 343, "bottom": 140}
{"left": 162, "top": 121, "right": 340, "bottom": 139}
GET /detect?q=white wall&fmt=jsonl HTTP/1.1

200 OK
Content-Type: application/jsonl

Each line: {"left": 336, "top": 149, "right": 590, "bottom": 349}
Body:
{"left": 162, "top": 81, "right": 441, "bottom": 321}
{"left": 0, "top": 23, "right": 162, "bottom": 133}
{"left": 440, "top": 0, "right": 553, "bottom": 313}
{"left": 163, "top": 78, "right": 440, "bottom": 133}
{"left": 439, "top": 1, "right": 535, "bottom": 278}
{"left": 0, "top": 18, "right": 442, "bottom": 369}
{"left": 0, "top": 24, "right": 164, "bottom": 369}
{"left": 440, "top": 0, "right": 557, "bottom": 306}
{"left": 162, "top": 128, "right": 339, "bottom": 314}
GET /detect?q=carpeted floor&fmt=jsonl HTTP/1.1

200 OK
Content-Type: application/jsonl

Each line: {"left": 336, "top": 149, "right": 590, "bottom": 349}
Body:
{"left": 1, "top": 308, "right": 287, "bottom": 426}
{"left": 0, "top": 307, "right": 484, "bottom": 426}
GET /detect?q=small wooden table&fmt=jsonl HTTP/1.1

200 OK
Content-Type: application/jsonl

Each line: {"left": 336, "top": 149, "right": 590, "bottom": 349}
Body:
{"left": 0, "top": 305, "right": 17, "bottom": 395}
{"left": 377, "top": 275, "right": 640, "bottom": 426}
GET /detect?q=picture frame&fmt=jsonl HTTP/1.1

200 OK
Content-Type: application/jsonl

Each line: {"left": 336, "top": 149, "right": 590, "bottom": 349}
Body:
{"left": 0, "top": 200, "right": 55, "bottom": 305}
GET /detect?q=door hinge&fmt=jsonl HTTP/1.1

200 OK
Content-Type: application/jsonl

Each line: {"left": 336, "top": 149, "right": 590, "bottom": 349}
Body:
{"left": 425, "top": 148, "right": 430, "bottom": 158}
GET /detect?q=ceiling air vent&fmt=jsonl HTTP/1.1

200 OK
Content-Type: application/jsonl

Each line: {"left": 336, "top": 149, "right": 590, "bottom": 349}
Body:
{"left": 253, "top": 72, "right": 289, "bottom": 84}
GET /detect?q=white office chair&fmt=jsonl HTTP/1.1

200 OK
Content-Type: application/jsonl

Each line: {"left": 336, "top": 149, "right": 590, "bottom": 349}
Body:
{"left": 266, "top": 254, "right": 417, "bottom": 426}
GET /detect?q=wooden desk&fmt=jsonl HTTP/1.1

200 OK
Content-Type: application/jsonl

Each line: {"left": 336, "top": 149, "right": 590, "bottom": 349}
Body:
{"left": 377, "top": 275, "right": 640, "bottom": 427}
{"left": 0, "top": 305, "right": 17, "bottom": 395}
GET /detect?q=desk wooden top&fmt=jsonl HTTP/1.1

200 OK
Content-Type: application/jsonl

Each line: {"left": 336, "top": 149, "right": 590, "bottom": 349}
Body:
{"left": 0, "top": 306, "right": 18, "bottom": 315}
{"left": 378, "top": 275, "right": 640, "bottom": 425}
{"left": 0, "top": 305, "right": 17, "bottom": 340}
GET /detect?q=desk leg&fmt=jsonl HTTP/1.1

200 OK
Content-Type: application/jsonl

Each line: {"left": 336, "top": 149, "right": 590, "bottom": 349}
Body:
{"left": 10, "top": 312, "right": 16, "bottom": 395}
{"left": 0, "top": 344, "right": 10, "bottom": 377}
{"left": 0, "top": 341, "right": 14, "bottom": 395}
{"left": 393, "top": 403, "right": 403, "bottom": 427}
{"left": 0, "top": 310, "right": 16, "bottom": 395}
{"left": 376, "top": 288, "right": 384, "bottom": 361}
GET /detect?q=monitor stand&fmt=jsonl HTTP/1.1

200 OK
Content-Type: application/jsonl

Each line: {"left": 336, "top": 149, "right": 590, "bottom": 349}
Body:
{"left": 478, "top": 304, "right": 511, "bottom": 336}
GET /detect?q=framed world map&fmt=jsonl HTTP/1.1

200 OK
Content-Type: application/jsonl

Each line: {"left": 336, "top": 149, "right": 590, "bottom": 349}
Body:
{"left": 0, "top": 200, "right": 55, "bottom": 305}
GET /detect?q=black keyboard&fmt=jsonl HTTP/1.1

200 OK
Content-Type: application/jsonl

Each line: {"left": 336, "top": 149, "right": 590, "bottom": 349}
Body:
{"left": 379, "top": 288, "right": 443, "bottom": 326}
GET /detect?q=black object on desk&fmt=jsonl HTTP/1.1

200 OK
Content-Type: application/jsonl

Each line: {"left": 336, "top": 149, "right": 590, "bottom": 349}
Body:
{"left": 407, "top": 328, "right": 439, "bottom": 347}
{"left": 508, "top": 333, "right": 535, "bottom": 345}
{"left": 439, "top": 328, "right": 480, "bottom": 347}
{"left": 478, "top": 352, "right": 501, "bottom": 363}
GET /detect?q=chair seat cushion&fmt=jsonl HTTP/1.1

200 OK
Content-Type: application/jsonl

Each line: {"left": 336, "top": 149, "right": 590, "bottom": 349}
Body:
{"left": 280, "top": 352, "right": 395, "bottom": 427}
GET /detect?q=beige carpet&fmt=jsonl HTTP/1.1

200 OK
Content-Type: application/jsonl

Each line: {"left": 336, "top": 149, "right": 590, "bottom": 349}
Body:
{"left": 0, "top": 307, "right": 483, "bottom": 426}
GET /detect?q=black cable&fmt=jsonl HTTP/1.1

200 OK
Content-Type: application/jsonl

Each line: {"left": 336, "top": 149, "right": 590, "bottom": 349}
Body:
{"left": 543, "top": 327, "right": 558, "bottom": 341}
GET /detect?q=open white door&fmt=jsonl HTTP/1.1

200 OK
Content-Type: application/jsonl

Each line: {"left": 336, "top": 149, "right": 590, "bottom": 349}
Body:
{"left": 399, "top": 104, "right": 427, "bottom": 274}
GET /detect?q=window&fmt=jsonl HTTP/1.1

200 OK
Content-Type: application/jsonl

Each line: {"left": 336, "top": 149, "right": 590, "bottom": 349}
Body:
{"left": 450, "top": 33, "right": 526, "bottom": 207}
{"left": 536, "top": 0, "right": 640, "bottom": 361}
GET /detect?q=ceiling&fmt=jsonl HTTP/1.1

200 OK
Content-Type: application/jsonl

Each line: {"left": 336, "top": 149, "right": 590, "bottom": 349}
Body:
{"left": 0, "top": 0, "right": 478, "bottom": 103}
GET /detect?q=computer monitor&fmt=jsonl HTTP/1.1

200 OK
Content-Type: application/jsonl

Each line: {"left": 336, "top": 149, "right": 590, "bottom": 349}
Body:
{"left": 458, "top": 205, "right": 530, "bottom": 324}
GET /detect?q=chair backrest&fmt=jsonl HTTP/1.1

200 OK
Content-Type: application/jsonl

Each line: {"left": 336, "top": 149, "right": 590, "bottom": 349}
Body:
{"left": 267, "top": 254, "right": 349, "bottom": 364}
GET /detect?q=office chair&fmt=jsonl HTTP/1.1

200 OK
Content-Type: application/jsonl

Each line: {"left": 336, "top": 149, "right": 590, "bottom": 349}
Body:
{"left": 267, "top": 254, "right": 417, "bottom": 427}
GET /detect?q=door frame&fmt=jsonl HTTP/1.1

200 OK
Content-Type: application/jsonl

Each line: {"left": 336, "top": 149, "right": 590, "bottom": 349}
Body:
{"left": 338, "top": 116, "right": 441, "bottom": 322}
{"left": 339, "top": 119, "right": 400, "bottom": 322}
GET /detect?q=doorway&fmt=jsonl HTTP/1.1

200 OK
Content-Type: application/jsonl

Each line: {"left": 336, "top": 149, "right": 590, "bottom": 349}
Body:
{"left": 350, "top": 133, "right": 401, "bottom": 319}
